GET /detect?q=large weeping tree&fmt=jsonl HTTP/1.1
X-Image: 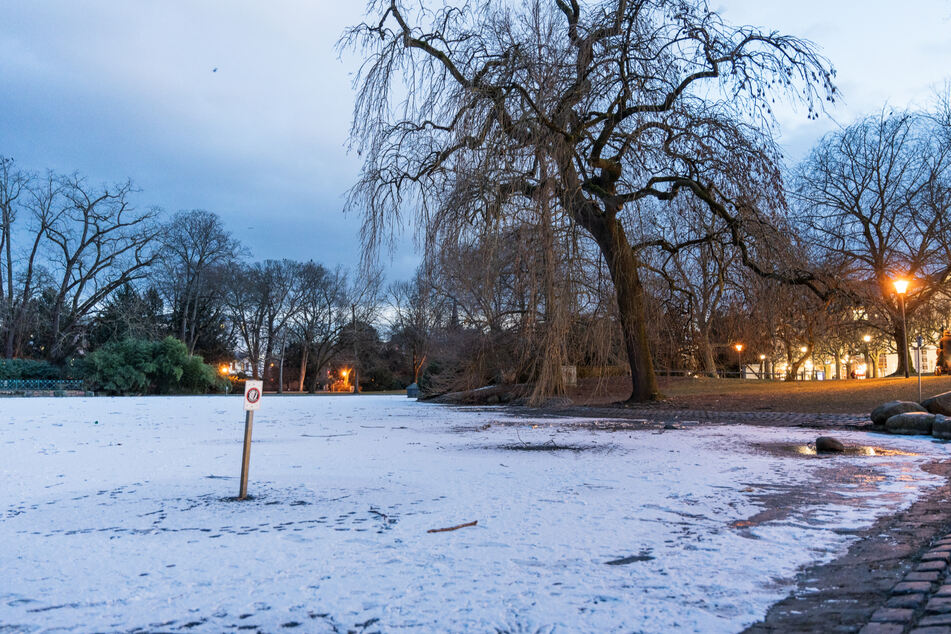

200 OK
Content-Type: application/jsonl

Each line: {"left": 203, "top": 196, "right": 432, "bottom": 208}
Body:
{"left": 343, "top": 0, "right": 835, "bottom": 401}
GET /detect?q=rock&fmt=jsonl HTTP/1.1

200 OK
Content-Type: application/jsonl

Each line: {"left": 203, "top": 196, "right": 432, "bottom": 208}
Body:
{"left": 885, "top": 412, "right": 937, "bottom": 435}
{"left": 922, "top": 391, "right": 951, "bottom": 416}
{"left": 871, "top": 401, "right": 928, "bottom": 426}
{"left": 932, "top": 415, "right": 951, "bottom": 439}
{"left": 815, "top": 436, "right": 845, "bottom": 453}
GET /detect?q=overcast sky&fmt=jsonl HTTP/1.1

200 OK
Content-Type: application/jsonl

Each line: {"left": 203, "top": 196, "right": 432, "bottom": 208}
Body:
{"left": 1, "top": 1, "right": 949, "bottom": 281}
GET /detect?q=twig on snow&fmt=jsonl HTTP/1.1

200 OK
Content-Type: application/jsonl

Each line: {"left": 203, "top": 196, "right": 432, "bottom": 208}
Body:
{"left": 427, "top": 520, "right": 478, "bottom": 534}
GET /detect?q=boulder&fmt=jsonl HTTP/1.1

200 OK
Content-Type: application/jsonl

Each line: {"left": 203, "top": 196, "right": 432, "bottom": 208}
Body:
{"left": 885, "top": 412, "right": 937, "bottom": 435}
{"left": 922, "top": 391, "right": 951, "bottom": 416}
{"left": 871, "top": 401, "right": 928, "bottom": 426}
{"left": 815, "top": 436, "right": 845, "bottom": 453}
{"left": 932, "top": 415, "right": 951, "bottom": 440}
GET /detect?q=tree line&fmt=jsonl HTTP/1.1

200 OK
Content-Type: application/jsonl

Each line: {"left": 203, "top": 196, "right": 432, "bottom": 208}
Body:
{"left": 0, "top": 162, "right": 417, "bottom": 392}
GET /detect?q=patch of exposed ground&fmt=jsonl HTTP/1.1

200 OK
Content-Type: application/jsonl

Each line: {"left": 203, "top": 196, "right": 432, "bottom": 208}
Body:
{"left": 744, "top": 461, "right": 951, "bottom": 633}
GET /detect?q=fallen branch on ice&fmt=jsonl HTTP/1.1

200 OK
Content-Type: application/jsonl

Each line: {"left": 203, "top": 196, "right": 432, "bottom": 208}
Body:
{"left": 427, "top": 520, "right": 478, "bottom": 533}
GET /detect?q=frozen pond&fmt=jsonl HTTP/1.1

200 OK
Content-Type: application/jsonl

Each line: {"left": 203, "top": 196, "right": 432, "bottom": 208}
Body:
{"left": 2, "top": 395, "right": 948, "bottom": 632}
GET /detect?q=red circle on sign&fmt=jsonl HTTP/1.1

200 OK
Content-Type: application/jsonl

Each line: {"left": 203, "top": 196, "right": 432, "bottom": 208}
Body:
{"left": 246, "top": 388, "right": 261, "bottom": 403}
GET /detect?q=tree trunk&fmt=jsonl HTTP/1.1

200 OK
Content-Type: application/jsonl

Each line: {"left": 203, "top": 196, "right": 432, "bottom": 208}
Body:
{"left": 413, "top": 352, "right": 425, "bottom": 383}
{"left": 892, "top": 325, "right": 912, "bottom": 377}
{"left": 833, "top": 350, "right": 841, "bottom": 380}
{"left": 583, "top": 213, "right": 659, "bottom": 402}
{"left": 698, "top": 327, "right": 717, "bottom": 377}
{"left": 298, "top": 345, "right": 309, "bottom": 392}
{"left": 3, "top": 210, "right": 12, "bottom": 358}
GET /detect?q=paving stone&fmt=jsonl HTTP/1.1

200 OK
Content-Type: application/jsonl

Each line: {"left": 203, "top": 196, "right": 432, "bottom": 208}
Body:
{"left": 910, "top": 627, "right": 951, "bottom": 634}
{"left": 935, "top": 585, "right": 951, "bottom": 597}
{"left": 859, "top": 624, "right": 905, "bottom": 634}
{"left": 888, "top": 593, "right": 928, "bottom": 608}
{"left": 908, "top": 571, "right": 943, "bottom": 582}
{"left": 919, "top": 560, "right": 949, "bottom": 572}
{"left": 929, "top": 597, "right": 951, "bottom": 614}
{"left": 896, "top": 581, "right": 935, "bottom": 594}
{"left": 871, "top": 607, "right": 915, "bottom": 622}
{"left": 921, "top": 614, "right": 951, "bottom": 626}
{"left": 924, "top": 551, "right": 951, "bottom": 562}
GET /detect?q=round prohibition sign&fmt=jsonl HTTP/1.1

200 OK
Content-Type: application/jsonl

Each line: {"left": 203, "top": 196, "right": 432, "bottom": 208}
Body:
{"left": 246, "top": 387, "right": 261, "bottom": 404}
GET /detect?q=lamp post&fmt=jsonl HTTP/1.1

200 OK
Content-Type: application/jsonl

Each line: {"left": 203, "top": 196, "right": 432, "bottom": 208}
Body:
{"left": 759, "top": 354, "right": 766, "bottom": 380}
{"left": 734, "top": 343, "right": 744, "bottom": 379}
{"left": 863, "top": 334, "right": 872, "bottom": 378}
{"left": 894, "top": 279, "right": 909, "bottom": 378}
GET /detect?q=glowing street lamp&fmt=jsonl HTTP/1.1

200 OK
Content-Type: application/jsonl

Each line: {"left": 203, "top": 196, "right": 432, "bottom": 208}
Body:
{"left": 734, "top": 343, "right": 744, "bottom": 378}
{"left": 894, "top": 278, "right": 910, "bottom": 378}
{"left": 759, "top": 354, "right": 767, "bottom": 380}
{"left": 863, "top": 335, "right": 873, "bottom": 378}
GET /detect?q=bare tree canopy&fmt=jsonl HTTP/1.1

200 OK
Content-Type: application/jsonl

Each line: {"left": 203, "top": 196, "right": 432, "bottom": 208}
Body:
{"left": 343, "top": 0, "right": 835, "bottom": 401}
{"left": 0, "top": 158, "right": 160, "bottom": 360}
{"left": 793, "top": 109, "right": 951, "bottom": 376}
{"left": 159, "top": 210, "right": 240, "bottom": 355}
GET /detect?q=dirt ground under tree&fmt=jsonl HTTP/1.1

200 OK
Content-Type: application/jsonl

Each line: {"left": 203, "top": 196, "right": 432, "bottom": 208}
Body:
{"left": 562, "top": 375, "right": 951, "bottom": 414}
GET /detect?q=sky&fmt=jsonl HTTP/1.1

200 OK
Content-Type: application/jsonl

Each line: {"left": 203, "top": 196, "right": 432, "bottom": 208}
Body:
{"left": 1, "top": 1, "right": 950, "bottom": 282}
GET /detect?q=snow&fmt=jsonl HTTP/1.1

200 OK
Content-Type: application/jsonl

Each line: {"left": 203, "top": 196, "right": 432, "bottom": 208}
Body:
{"left": 1, "top": 395, "right": 948, "bottom": 632}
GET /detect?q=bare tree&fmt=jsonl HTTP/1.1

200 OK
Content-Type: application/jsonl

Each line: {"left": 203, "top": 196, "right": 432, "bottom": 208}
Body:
{"left": 793, "top": 109, "right": 951, "bottom": 376}
{"left": 159, "top": 210, "right": 239, "bottom": 354}
{"left": 388, "top": 268, "right": 445, "bottom": 384}
{"left": 0, "top": 157, "right": 29, "bottom": 356}
{"left": 643, "top": 198, "right": 737, "bottom": 377}
{"left": 224, "top": 260, "right": 304, "bottom": 380}
{"left": 343, "top": 0, "right": 835, "bottom": 401}
{"left": 292, "top": 262, "right": 350, "bottom": 391}
{"left": 0, "top": 166, "right": 159, "bottom": 359}
{"left": 41, "top": 175, "right": 160, "bottom": 359}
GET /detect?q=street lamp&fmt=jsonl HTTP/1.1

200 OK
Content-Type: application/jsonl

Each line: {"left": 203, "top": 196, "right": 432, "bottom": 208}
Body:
{"left": 894, "top": 278, "right": 909, "bottom": 378}
{"left": 759, "top": 354, "right": 766, "bottom": 380}
{"left": 863, "top": 334, "right": 872, "bottom": 378}
{"left": 734, "top": 343, "right": 744, "bottom": 379}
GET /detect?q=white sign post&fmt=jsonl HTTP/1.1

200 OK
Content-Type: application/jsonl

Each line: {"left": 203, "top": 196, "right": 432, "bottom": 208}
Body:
{"left": 239, "top": 380, "right": 263, "bottom": 499}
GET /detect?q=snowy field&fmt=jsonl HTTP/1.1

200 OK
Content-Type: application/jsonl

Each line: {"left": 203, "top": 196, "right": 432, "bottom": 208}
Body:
{"left": 2, "top": 395, "right": 949, "bottom": 633}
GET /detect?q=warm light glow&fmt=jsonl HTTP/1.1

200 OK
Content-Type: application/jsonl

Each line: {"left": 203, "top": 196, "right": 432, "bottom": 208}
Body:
{"left": 734, "top": 343, "right": 744, "bottom": 353}
{"left": 863, "top": 335, "right": 871, "bottom": 343}
{"left": 219, "top": 365, "right": 229, "bottom": 375}
{"left": 759, "top": 354, "right": 766, "bottom": 360}
{"left": 858, "top": 364, "right": 868, "bottom": 375}
{"left": 893, "top": 279, "right": 909, "bottom": 295}
{"left": 805, "top": 359, "right": 813, "bottom": 368}
{"left": 800, "top": 346, "right": 808, "bottom": 353}
{"left": 341, "top": 369, "right": 349, "bottom": 378}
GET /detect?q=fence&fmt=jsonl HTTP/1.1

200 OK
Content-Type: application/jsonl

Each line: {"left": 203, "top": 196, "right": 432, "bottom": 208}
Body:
{"left": 0, "top": 379, "right": 85, "bottom": 391}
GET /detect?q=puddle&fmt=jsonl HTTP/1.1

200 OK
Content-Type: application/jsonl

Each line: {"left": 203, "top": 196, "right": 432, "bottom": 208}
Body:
{"left": 755, "top": 442, "right": 920, "bottom": 459}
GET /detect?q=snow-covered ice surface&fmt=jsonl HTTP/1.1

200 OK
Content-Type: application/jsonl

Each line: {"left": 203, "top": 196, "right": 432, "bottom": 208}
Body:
{"left": 2, "top": 395, "right": 949, "bottom": 633}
